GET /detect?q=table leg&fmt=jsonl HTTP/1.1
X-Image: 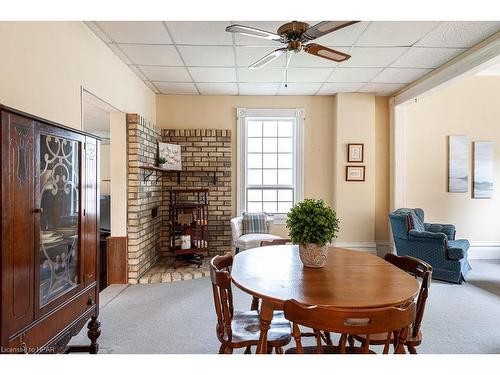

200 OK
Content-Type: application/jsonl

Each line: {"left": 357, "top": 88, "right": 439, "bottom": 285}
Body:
{"left": 256, "top": 300, "right": 274, "bottom": 354}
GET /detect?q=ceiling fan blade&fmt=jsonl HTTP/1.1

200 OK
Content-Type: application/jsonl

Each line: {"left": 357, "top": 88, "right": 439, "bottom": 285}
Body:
{"left": 304, "top": 44, "right": 351, "bottom": 62}
{"left": 249, "top": 48, "right": 287, "bottom": 69}
{"left": 226, "top": 24, "right": 282, "bottom": 41}
{"left": 303, "top": 21, "right": 360, "bottom": 40}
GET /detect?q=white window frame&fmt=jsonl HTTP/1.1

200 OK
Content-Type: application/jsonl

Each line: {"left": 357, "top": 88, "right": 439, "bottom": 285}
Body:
{"left": 237, "top": 108, "right": 305, "bottom": 224}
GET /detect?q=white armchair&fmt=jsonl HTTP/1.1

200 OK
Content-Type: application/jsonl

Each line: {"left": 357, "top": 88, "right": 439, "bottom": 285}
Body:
{"left": 230, "top": 216, "right": 281, "bottom": 254}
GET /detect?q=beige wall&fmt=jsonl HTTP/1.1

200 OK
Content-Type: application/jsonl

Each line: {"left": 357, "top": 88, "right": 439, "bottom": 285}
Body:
{"left": 375, "top": 97, "right": 391, "bottom": 242}
{"left": 405, "top": 76, "right": 500, "bottom": 243}
{"left": 0, "top": 22, "right": 156, "bottom": 129}
{"left": 334, "top": 94, "right": 376, "bottom": 242}
{"left": 157, "top": 94, "right": 391, "bottom": 244}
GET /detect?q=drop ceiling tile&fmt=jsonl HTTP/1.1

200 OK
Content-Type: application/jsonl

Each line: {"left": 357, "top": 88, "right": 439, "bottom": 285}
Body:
{"left": 341, "top": 47, "right": 408, "bottom": 67}
{"left": 287, "top": 68, "right": 334, "bottom": 83}
{"left": 357, "top": 22, "right": 438, "bottom": 47}
{"left": 359, "top": 82, "right": 407, "bottom": 96}
{"left": 391, "top": 47, "right": 466, "bottom": 69}
{"left": 197, "top": 83, "right": 238, "bottom": 95}
{"left": 188, "top": 67, "right": 236, "bottom": 82}
{"left": 328, "top": 67, "right": 384, "bottom": 83}
{"left": 118, "top": 44, "right": 183, "bottom": 66}
{"left": 288, "top": 51, "right": 341, "bottom": 68}
{"left": 139, "top": 66, "right": 192, "bottom": 82}
{"left": 317, "top": 82, "right": 365, "bottom": 95}
{"left": 166, "top": 21, "right": 233, "bottom": 45}
{"left": 235, "top": 47, "right": 286, "bottom": 67}
{"left": 233, "top": 21, "right": 285, "bottom": 46}
{"left": 178, "top": 46, "right": 235, "bottom": 66}
{"left": 314, "top": 22, "right": 370, "bottom": 47}
{"left": 372, "top": 68, "right": 432, "bottom": 84}
{"left": 416, "top": 21, "right": 500, "bottom": 48}
{"left": 96, "top": 21, "right": 172, "bottom": 44}
{"left": 154, "top": 82, "right": 199, "bottom": 95}
{"left": 238, "top": 67, "right": 284, "bottom": 82}
{"left": 239, "top": 83, "right": 280, "bottom": 95}
{"left": 278, "top": 83, "right": 322, "bottom": 95}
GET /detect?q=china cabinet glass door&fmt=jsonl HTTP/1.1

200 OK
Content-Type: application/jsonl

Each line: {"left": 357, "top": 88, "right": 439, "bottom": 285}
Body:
{"left": 39, "top": 133, "right": 81, "bottom": 307}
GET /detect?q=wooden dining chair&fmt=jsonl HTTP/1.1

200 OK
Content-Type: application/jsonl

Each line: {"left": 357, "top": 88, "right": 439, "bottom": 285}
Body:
{"left": 349, "top": 253, "right": 432, "bottom": 354}
{"left": 283, "top": 299, "right": 416, "bottom": 354}
{"left": 210, "top": 252, "right": 292, "bottom": 354}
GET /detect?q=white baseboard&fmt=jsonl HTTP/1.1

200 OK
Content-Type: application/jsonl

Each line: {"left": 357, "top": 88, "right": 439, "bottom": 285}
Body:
{"left": 333, "top": 242, "right": 377, "bottom": 255}
{"left": 468, "top": 242, "right": 500, "bottom": 259}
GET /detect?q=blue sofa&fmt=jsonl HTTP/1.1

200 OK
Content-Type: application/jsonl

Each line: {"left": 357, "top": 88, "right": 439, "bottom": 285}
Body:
{"left": 389, "top": 208, "right": 471, "bottom": 284}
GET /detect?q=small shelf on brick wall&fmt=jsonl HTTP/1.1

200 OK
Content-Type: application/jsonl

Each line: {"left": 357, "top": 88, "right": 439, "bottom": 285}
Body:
{"left": 139, "top": 165, "right": 217, "bottom": 185}
{"left": 140, "top": 165, "right": 180, "bottom": 183}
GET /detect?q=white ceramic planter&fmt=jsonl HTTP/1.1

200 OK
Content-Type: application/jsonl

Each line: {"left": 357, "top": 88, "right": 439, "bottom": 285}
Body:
{"left": 299, "top": 243, "right": 328, "bottom": 268}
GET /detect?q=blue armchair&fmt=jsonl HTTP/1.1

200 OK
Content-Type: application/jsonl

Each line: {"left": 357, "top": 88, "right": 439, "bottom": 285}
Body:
{"left": 389, "top": 208, "right": 471, "bottom": 284}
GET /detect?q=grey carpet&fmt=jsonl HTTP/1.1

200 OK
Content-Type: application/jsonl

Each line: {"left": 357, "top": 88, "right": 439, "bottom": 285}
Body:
{"left": 70, "top": 259, "right": 500, "bottom": 354}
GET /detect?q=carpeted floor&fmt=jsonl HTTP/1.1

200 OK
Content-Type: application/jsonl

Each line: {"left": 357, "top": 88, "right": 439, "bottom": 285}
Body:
{"left": 70, "top": 259, "right": 500, "bottom": 354}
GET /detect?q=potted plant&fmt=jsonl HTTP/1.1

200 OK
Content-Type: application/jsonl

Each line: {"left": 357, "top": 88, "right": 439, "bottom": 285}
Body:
{"left": 286, "top": 198, "right": 340, "bottom": 268}
{"left": 158, "top": 156, "right": 167, "bottom": 169}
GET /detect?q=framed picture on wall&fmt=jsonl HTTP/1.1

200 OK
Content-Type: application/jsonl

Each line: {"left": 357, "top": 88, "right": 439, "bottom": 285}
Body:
{"left": 346, "top": 166, "right": 365, "bottom": 182}
{"left": 347, "top": 143, "right": 364, "bottom": 162}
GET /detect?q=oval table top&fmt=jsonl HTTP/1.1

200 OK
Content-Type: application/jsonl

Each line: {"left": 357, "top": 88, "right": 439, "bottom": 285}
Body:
{"left": 231, "top": 246, "right": 419, "bottom": 309}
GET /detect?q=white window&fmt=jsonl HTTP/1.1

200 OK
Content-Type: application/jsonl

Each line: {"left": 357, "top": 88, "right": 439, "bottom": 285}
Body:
{"left": 237, "top": 108, "right": 304, "bottom": 223}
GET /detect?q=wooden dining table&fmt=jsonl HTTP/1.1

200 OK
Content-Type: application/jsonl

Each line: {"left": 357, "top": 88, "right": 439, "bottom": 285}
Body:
{"left": 231, "top": 245, "right": 420, "bottom": 354}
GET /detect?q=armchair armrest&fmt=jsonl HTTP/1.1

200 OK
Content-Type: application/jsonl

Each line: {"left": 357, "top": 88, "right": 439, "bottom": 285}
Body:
{"left": 446, "top": 246, "right": 465, "bottom": 260}
{"left": 408, "top": 229, "right": 447, "bottom": 243}
{"left": 424, "top": 223, "right": 456, "bottom": 240}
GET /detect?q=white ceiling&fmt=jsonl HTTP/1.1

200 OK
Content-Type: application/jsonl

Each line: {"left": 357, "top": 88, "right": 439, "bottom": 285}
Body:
{"left": 85, "top": 21, "right": 500, "bottom": 96}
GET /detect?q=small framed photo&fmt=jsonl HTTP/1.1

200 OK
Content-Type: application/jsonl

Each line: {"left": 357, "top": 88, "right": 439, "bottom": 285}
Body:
{"left": 347, "top": 143, "right": 364, "bottom": 163}
{"left": 346, "top": 166, "right": 365, "bottom": 182}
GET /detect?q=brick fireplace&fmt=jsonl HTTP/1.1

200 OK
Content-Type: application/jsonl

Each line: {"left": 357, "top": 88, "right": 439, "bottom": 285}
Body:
{"left": 126, "top": 114, "right": 232, "bottom": 284}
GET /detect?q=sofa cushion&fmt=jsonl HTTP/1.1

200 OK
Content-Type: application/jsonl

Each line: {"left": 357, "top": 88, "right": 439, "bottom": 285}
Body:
{"left": 410, "top": 210, "right": 425, "bottom": 232}
{"left": 447, "top": 239, "right": 470, "bottom": 260}
{"left": 242, "top": 212, "right": 268, "bottom": 235}
{"left": 235, "top": 233, "right": 282, "bottom": 251}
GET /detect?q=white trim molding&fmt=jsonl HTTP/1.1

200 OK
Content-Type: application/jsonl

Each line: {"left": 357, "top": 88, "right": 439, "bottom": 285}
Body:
{"left": 394, "top": 31, "right": 500, "bottom": 106}
{"left": 333, "top": 241, "right": 378, "bottom": 255}
{"left": 469, "top": 242, "right": 500, "bottom": 259}
{"left": 236, "top": 107, "right": 305, "bottom": 224}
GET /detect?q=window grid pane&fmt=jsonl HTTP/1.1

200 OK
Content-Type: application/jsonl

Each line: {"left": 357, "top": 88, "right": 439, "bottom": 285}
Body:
{"left": 246, "top": 118, "right": 296, "bottom": 214}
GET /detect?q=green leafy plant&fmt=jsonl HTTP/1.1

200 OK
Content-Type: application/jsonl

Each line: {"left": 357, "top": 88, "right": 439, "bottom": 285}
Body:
{"left": 286, "top": 199, "right": 340, "bottom": 246}
{"left": 158, "top": 156, "right": 167, "bottom": 165}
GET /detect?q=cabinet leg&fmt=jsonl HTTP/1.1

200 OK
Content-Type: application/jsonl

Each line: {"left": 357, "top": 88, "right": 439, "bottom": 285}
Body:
{"left": 87, "top": 316, "right": 101, "bottom": 354}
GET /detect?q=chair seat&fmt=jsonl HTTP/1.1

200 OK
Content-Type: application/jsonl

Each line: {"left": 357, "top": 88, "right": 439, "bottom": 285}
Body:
{"left": 352, "top": 330, "right": 422, "bottom": 347}
{"left": 285, "top": 345, "right": 375, "bottom": 354}
{"left": 235, "top": 233, "right": 282, "bottom": 251}
{"left": 230, "top": 310, "right": 291, "bottom": 346}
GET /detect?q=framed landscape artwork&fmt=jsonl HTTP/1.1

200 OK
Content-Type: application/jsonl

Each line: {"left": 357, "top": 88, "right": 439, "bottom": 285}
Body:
{"left": 347, "top": 143, "right": 364, "bottom": 162}
{"left": 448, "top": 135, "right": 468, "bottom": 193}
{"left": 473, "top": 141, "right": 494, "bottom": 199}
{"left": 159, "top": 142, "right": 182, "bottom": 171}
{"left": 346, "top": 166, "right": 365, "bottom": 181}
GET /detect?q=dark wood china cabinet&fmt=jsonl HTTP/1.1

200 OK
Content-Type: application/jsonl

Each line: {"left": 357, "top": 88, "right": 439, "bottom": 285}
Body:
{"left": 1, "top": 105, "right": 101, "bottom": 354}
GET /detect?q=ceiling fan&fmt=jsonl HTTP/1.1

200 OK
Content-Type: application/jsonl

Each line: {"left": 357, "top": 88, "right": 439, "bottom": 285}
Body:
{"left": 226, "top": 21, "right": 360, "bottom": 69}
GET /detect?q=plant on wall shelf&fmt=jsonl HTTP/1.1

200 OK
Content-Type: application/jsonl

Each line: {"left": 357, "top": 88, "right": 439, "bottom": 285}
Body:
{"left": 158, "top": 156, "right": 167, "bottom": 168}
{"left": 286, "top": 198, "right": 340, "bottom": 268}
